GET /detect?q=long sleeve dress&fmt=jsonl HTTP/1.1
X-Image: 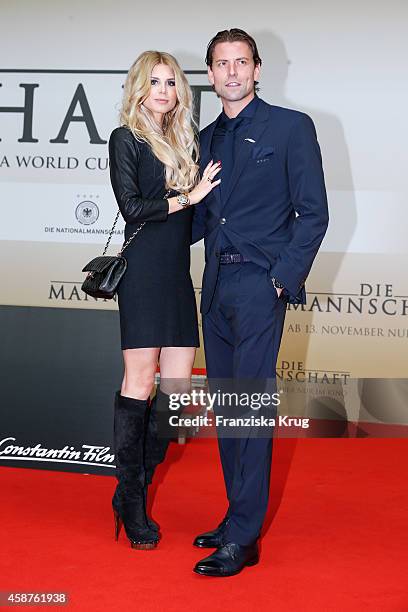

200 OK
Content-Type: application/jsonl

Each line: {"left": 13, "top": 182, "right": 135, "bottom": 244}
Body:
{"left": 109, "top": 126, "right": 199, "bottom": 349}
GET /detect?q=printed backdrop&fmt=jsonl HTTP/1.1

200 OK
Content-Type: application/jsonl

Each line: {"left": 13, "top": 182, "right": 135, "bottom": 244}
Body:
{"left": 1, "top": 0, "right": 407, "bottom": 473}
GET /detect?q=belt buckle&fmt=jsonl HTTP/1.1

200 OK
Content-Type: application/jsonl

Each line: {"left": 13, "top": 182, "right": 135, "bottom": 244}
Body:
{"left": 220, "top": 252, "right": 242, "bottom": 264}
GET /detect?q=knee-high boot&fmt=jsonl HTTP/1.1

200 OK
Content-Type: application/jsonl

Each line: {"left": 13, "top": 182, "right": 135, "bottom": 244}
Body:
{"left": 143, "top": 387, "right": 173, "bottom": 531}
{"left": 112, "top": 391, "right": 159, "bottom": 549}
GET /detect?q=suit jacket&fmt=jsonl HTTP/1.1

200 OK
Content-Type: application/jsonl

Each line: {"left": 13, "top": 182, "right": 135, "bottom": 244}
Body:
{"left": 192, "top": 98, "right": 329, "bottom": 314}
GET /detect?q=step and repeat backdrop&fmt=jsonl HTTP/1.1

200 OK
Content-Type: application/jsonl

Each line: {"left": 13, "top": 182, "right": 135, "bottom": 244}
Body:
{"left": 1, "top": 1, "right": 407, "bottom": 473}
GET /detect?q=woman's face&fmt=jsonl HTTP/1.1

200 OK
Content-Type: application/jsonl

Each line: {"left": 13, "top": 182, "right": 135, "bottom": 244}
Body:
{"left": 142, "top": 63, "right": 178, "bottom": 123}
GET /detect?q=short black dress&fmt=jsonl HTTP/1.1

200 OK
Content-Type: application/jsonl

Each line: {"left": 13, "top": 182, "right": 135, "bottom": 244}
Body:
{"left": 108, "top": 126, "right": 199, "bottom": 349}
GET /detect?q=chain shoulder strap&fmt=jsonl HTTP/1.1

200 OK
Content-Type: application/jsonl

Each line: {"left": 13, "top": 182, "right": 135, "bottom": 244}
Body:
{"left": 102, "top": 190, "right": 172, "bottom": 257}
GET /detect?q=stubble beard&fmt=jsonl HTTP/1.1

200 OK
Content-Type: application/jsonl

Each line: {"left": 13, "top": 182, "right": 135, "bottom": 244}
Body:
{"left": 214, "top": 82, "right": 253, "bottom": 103}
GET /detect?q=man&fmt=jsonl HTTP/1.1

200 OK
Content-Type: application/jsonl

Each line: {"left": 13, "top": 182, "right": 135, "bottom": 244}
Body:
{"left": 191, "top": 28, "right": 329, "bottom": 577}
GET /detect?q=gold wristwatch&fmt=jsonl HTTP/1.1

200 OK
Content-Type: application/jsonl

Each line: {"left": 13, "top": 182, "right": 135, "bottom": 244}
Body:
{"left": 176, "top": 193, "right": 191, "bottom": 208}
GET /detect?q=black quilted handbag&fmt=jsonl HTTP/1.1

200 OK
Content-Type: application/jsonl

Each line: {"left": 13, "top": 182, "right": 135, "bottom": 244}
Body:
{"left": 81, "top": 191, "right": 170, "bottom": 299}
{"left": 81, "top": 254, "right": 129, "bottom": 299}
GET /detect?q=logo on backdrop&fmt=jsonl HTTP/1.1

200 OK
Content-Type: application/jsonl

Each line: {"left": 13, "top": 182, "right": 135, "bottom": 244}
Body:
{"left": 285, "top": 282, "right": 408, "bottom": 342}
{"left": 277, "top": 360, "right": 350, "bottom": 384}
{"left": 0, "top": 70, "right": 212, "bottom": 178}
{"left": 75, "top": 199, "right": 99, "bottom": 225}
{"left": 0, "top": 437, "right": 116, "bottom": 468}
{"left": 42, "top": 193, "right": 123, "bottom": 238}
{"left": 48, "top": 281, "right": 118, "bottom": 303}
{"left": 289, "top": 283, "right": 408, "bottom": 318}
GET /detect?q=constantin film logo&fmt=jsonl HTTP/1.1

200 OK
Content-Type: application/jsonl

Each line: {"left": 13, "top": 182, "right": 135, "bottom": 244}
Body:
{"left": 0, "top": 437, "right": 115, "bottom": 468}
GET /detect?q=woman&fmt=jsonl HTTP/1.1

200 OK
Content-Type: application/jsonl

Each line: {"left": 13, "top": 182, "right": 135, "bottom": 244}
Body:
{"left": 108, "top": 51, "right": 221, "bottom": 550}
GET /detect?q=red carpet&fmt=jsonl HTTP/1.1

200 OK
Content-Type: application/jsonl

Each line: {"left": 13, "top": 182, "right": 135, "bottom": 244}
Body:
{"left": 1, "top": 438, "right": 408, "bottom": 611}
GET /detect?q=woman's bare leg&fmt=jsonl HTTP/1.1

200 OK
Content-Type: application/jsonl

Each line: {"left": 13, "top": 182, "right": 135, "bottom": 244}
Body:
{"left": 159, "top": 347, "right": 196, "bottom": 394}
{"left": 121, "top": 347, "right": 160, "bottom": 399}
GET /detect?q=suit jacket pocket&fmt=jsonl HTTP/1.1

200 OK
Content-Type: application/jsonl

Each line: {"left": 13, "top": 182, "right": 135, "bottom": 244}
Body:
{"left": 251, "top": 145, "right": 275, "bottom": 160}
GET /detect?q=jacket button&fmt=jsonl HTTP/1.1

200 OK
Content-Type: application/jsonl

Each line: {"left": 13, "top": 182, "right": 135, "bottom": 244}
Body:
{"left": 220, "top": 217, "right": 226, "bottom": 225}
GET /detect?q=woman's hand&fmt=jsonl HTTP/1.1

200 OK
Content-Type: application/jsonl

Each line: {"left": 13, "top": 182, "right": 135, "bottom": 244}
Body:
{"left": 188, "top": 160, "right": 222, "bottom": 205}
{"left": 167, "top": 161, "right": 221, "bottom": 214}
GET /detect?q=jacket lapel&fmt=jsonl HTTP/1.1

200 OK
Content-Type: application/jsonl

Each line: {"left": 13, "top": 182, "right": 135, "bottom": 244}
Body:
{"left": 199, "top": 115, "right": 222, "bottom": 210}
{"left": 220, "top": 100, "right": 270, "bottom": 211}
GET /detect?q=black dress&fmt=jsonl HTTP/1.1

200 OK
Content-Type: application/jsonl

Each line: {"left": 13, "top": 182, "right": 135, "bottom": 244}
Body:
{"left": 108, "top": 126, "right": 199, "bottom": 349}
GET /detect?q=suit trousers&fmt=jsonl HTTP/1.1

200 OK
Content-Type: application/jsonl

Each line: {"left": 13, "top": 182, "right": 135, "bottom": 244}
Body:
{"left": 202, "top": 261, "right": 287, "bottom": 545}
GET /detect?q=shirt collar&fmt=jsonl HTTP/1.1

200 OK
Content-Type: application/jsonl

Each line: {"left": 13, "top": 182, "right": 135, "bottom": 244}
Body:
{"left": 219, "top": 95, "right": 260, "bottom": 124}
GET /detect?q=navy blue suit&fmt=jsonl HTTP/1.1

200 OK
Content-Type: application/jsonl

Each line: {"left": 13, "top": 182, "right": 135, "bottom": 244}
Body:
{"left": 192, "top": 97, "right": 329, "bottom": 311}
{"left": 192, "top": 97, "right": 329, "bottom": 545}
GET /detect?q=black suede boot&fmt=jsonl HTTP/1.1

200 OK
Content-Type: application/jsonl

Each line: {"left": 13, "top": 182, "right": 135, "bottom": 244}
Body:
{"left": 143, "top": 387, "right": 173, "bottom": 532}
{"left": 112, "top": 392, "right": 159, "bottom": 549}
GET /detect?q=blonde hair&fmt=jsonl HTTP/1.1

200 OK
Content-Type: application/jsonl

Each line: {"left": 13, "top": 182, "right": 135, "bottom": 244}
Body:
{"left": 120, "top": 51, "right": 199, "bottom": 192}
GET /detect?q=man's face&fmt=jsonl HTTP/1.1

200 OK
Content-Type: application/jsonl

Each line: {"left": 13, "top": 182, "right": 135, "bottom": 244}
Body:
{"left": 208, "top": 41, "right": 260, "bottom": 103}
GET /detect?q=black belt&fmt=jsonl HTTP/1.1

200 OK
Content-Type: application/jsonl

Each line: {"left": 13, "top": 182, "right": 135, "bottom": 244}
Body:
{"left": 219, "top": 251, "right": 251, "bottom": 264}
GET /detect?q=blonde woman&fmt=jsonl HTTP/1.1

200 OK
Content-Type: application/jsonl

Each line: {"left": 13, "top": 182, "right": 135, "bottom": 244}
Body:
{"left": 109, "top": 51, "right": 220, "bottom": 550}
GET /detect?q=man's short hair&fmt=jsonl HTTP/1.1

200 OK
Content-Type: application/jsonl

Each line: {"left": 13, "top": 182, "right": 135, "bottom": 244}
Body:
{"left": 205, "top": 28, "right": 262, "bottom": 68}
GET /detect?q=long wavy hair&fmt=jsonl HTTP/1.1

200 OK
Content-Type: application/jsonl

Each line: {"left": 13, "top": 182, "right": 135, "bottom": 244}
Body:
{"left": 120, "top": 51, "right": 199, "bottom": 192}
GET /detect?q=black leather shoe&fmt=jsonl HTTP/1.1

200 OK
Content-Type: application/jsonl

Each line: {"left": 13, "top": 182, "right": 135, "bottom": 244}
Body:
{"left": 193, "top": 517, "right": 230, "bottom": 548}
{"left": 193, "top": 541, "right": 259, "bottom": 577}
